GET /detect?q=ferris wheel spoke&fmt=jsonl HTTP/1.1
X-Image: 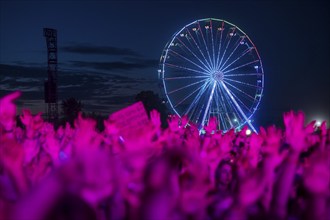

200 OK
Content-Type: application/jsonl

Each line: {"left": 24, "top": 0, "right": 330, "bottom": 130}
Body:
{"left": 165, "top": 63, "right": 209, "bottom": 75}
{"left": 174, "top": 82, "right": 207, "bottom": 108}
{"left": 201, "top": 81, "right": 217, "bottom": 126}
{"left": 215, "top": 21, "right": 225, "bottom": 71}
{"left": 213, "top": 91, "right": 223, "bottom": 130}
{"left": 222, "top": 80, "right": 256, "bottom": 101}
{"left": 219, "top": 88, "right": 235, "bottom": 129}
{"left": 185, "top": 28, "right": 213, "bottom": 71}
{"left": 218, "top": 106, "right": 228, "bottom": 130}
{"left": 216, "top": 84, "right": 233, "bottom": 130}
{"left": 163, "top": 75, "right": 208, "bottom": 80}
{"left": 168, "top": 49, "right": 210, "bottom": 74}
{"left": 219, "top": 86, "right": 238, "bottom": 128}
{"left": 226, "top": 113, "right": 235, "bottom": 129}
{"left": 184, "top": 80, "right": 210, "bottom": 116}
{"left": 219, "top": 37, "right": 245, "bottom": 70}
{"left": 220, "top": 82, "right": 257, "bottom": 133}
{"left": 228, "top": 88, "right": 253, "bottom": 114}
{"left": 217, "top": 27, "right": 236, "bottom": 70}
{"left": 210, "top": 20, "right": 216, "bottom": 71}
{"left": 176, "top": 36, "right": 212, "bottom": 72}
{"left": 225, "top": 72, "right": 262, "bottom": 77}
{"left": 223, "top": 78, "right": 263, "bottom": 89}
{"left": 221, "top": 47, "right": 253, "bottom": 72}
{"left": 215, "top": 85, "right": 230, "bottom": 130}
{"left": 220, "top": 84, "right": 247, "bottom": 130}
{"left": 167, "top": 78, "right": 208, "bottom": 95}
{"left": 223, "top": 59, "right": 259, "bottom": 74}
{"left": 196, "top": 22, "right": 214, "bottom": 70}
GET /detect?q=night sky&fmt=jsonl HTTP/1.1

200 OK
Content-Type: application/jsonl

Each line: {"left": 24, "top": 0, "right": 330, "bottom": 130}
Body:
{"left": 0, "top": 0, "right": 329, "bottom": 128}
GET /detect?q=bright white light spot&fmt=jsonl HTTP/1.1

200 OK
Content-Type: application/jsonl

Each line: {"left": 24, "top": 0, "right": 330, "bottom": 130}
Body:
{"left": 315, "top": 120, "right": 322, "bottom": 127}
{"left": 254, "top": 65, "right": 259, "bottom": 69}
{"left": 246, "top": 129, "right": 252, "bottom": 135}
{"left": 180, "top": 33, "right": 184, "bottom": 37}
{"left": 233, "top": 118, "right": 237, "bottom": 122}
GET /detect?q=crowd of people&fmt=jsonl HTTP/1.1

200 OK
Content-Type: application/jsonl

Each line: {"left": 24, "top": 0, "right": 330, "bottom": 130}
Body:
{"left": 0, "top": 91, "right": 329, "bottom": 220}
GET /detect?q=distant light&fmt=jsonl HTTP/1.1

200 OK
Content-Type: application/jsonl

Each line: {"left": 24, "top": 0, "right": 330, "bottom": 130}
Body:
{"left": 233, "top": 118, "right": 238, "bottom": 122}
{"left": 246, "top": 129, "right": 252, "bottom": 135}
{"left": 315, "top": 120, "right": 322, "bottom": 127}
{"left": 254, "top": 65, "right": 259, "bottom": 69}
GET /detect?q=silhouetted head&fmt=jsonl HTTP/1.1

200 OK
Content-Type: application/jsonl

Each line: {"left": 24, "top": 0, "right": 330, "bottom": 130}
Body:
{"left": 44, "top": 194, "right": 97, "bottom": 220}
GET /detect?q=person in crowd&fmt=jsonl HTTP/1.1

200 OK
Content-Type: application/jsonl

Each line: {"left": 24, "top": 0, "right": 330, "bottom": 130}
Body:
{"left": 0, "top": 91, "right": 329, "bottom": 220}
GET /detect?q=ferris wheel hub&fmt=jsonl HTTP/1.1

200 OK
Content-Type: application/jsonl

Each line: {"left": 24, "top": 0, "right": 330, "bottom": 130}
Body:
{"left": 211, "top": 71, "right": 224, "bottom": 82}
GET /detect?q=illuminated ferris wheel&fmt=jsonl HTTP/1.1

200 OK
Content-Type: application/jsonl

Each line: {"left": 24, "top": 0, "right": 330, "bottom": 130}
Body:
{"left": 159, "top": 18, "right": 264, "bottom": 132}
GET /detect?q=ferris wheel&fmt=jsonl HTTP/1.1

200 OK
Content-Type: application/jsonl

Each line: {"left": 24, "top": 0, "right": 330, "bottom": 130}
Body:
{"left": 159, "top": 18, "right": 264, "bottom": 132}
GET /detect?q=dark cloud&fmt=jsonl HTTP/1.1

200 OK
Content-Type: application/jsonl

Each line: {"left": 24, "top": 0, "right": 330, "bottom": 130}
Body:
{"left": 0, "top": 64, "right": 158, "bottom": 115}
{"left": 69, "top": 59, "right": 158, "bottom": 71}
{"left": 61, "top": 43, "right": 140, "bottom": 57}
{"left": 12, "top": 61, "right": 47, "bottom": 67}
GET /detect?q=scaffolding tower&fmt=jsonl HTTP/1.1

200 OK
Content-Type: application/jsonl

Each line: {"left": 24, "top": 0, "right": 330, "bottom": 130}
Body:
{"left": 43, "top": 28, "right": 58, "bottom": 123}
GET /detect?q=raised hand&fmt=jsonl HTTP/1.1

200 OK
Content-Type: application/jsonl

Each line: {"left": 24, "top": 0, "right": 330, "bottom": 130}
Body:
{"left": 32, "top": 113, "right": 44, "bottom": 131}
{"left": 0, "top": 138, "right": 24, "bottom": 172}
{"left": 319, "top": 121, "right": 327, "bottom": 136}
{"left": 167, "top": 114, "right": 180, "bottom": 133}
{"left": 238, "top": 126, "right": 249, "bottom": 138}
{"left": 104, "top": 118, "right": 120, "bottom": 137}
{"left": 264, "top": 125, "right": 282, "bottom": 149}
{"left": 43, "top": 129, "right": 61, "bottom": 164}
{"left": 180, "top": 115, "right": 189, "bottom": 128}
{"left": 54, "top": 148, "right": 115, "bottom": 207}
{"left": 305, "top": 120, "right": 316, "bottom": 134}
{"left": 79, "top": 149, "right": 115, "bottom": 206}
{"left": 249, "top": 133, "right": 263, "bottom": 150}
{"left": 260, "top": 125, "right": 287, "bottom": 170}
{"left": 73, "top": 113, "right": 101, "bottom": 151}
{"left": 149, "top": 109, "right": 161, "bottom": 130}
{"left": 283, "top": 111, "right": 307, "bottom": 152}
{"left": 204, "top": 117, "right": 217, "bottom": 134}
{"left": 238, "top": 170, "right": 265, "bottom": 207}
{"left": 219, "top": 132, "right": 234, "bottom": 156}
{"left": 247, "top": 133, "right": 263, "bottom": 168}
{"left": 0, "top": 91, "right": 21, "bottom": 131}
{"left": 20, "top": 110, "right": 44, "bottom": 139}
{"left": 20, "top": 109, "right": 33, "bottom": 127}
{"left": 303, "top": 150, "right": 330, "bottom": 195}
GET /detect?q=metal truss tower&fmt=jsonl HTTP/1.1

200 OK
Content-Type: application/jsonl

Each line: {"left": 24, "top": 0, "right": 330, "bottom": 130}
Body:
{"left": 43, "top": 28, "right": 58, "bottom": 123}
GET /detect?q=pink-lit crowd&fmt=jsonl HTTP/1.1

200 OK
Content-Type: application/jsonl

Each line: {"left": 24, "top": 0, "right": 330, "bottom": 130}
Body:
{"left": 0, "top": 91, "right": 329, "bottom": 220}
